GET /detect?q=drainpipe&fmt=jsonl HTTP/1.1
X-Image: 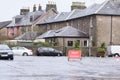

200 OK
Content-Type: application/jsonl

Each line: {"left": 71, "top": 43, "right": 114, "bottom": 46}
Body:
{"left": 63, "top": 38, "right": 65, "bottom": 56}
{"left": 89, "top": 17, "right": 93, "bottom": 56}
{"left": 110, "top": 15, "right": 113, "bottom": 45}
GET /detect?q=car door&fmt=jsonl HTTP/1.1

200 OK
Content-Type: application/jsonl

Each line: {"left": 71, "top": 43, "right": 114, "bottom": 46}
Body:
{"left": 18, "top": 47, "right": 25, "bottom": 55}
{"left": 42, "top": 47, "right": 49, "bottom": 56}
{"left": 12, "top": 47, "right": 23, "bottom": 56}
{"left": 12, "top": 47, "right": 20, "bottom": 55}
{"left": 49, "top": 48, "right": 55, "bottom": 56}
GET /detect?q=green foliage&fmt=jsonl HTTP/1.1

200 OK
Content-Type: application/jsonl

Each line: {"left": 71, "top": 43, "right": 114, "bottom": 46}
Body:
{"left": 73, "top": 40, "right": 80, "bottom": 50}
{"left": 97, "top": 43, "right": 106, "bottom": 53}
{"left": 34, "top": 42, "right": 52, "bottom": 47}
{"left": 98, "top": 47, "right": 105, "bottom": 53}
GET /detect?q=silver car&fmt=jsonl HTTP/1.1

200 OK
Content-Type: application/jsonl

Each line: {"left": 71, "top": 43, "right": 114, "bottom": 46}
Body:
{"left": 11, "top": 46, "right": 33, "bottom": 56}
{"left": 0, "top": 44, "right": 14, "bottom": 60}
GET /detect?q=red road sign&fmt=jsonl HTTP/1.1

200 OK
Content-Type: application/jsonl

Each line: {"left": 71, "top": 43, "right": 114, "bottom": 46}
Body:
{"left": 68, "top": 50, "right": 81, "bottom": 61}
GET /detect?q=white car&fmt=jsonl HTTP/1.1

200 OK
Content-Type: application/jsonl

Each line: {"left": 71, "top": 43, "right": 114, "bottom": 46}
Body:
{"left": 107, "top": 45, "right": 120, "bottom": 57}
{"left": 11, "top": 46, "right": 33, "bottom": 56}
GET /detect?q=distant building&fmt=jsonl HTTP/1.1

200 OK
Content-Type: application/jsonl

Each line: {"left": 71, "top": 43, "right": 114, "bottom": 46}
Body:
{"left": 0, "top": 21, "right": 11, "bottom": 41}
{"left": 7, "top": 4, "right": 58, "bottom": 40}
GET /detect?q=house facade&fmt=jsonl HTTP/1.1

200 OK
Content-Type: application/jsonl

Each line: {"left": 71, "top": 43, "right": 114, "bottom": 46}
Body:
{"left": 7, "top": 4, "right": 58, "bottom": 40}
{"left": 0, "top": 21, "right": 11, "bottom": 41}
{"left": 36, "top": 26, "right": 89, "bottom": 55}
{"left": 37, "top": 0, "right": 120, "bottom": 47}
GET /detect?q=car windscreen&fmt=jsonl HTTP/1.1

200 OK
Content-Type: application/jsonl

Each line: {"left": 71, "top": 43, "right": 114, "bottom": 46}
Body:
{"left": 49, "top": 48, "right": 54, "bottom": 51}
{"left": 0, "top": 45, "right": 10, "bottom": 50}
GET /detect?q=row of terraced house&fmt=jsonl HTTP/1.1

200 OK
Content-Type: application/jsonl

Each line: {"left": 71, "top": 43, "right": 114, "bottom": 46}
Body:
{"left": 0, "top": 0, "right": 120, "bottom": 56}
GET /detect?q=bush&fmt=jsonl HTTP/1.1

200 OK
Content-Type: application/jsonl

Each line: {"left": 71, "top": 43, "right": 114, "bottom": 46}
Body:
{"left": 98, "top": 47, "right": 105, "bottom": 53}
{"left": 34, "top": 42, "right": 52, "bottom": 47}
{"left": 73, "top": 40, "right": 80, "bottom": 50}
{"left": 97, "top": 43, "right": 106, "bottom": 57}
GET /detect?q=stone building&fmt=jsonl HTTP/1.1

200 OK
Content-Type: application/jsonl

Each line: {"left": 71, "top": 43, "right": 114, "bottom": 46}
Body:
{"left": 37, "top": 0, "right": 120, "bottom": 47}
{"left": 36, "top": 26, "right": 89, "bottom": 55}
{"left": 7, "top": 3, "right": 58, "bottom": 40}
{"left": 0, "top": 21, "right": 11, "bottom": 41}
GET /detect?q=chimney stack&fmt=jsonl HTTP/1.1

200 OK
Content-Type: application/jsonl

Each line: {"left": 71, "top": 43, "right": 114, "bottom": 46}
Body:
{"left": 20, "top": 7, "right": 30, "bottom": 15}
{"left": 46, "top": 1, "right": 57, "bottom": 11}
{"left": 33, "top": 4, "right": 36, "bottom": 12}
{"left": 71, "top": 2, "right": 86, "bottom": 11}
{"left": 38, "top": 4, "right": 42, "bottom": 11}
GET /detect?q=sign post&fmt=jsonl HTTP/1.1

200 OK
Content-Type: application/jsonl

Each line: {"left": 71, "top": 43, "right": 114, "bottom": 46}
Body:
{"left": 68, "top": 50, "right": 82, "bottom": 61}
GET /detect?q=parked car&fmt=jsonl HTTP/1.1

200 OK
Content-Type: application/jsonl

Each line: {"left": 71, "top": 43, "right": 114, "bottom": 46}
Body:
{"left": 107, "top": 45, "right": 120, "bottom": 57}
{"left": 36, "top": 47, "right": 63, "bottom": 56}
{"left": 0, "top": 44, "right": 14, "bottom": 60}
{"left": 11, "top": 46, "right": 33, "bottom": 56}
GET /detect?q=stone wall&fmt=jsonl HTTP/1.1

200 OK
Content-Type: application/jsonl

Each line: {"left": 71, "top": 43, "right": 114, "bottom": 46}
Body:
{"left": 96, "top": 15, "right": 120, "bottom": 46}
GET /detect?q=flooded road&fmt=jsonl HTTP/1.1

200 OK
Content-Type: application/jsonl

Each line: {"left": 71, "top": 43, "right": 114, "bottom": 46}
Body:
{"left": 0, "top": 56, "right": 120, "bottom": 80}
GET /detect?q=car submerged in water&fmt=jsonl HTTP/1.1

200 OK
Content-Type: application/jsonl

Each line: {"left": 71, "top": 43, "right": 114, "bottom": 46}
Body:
{"left": 36, "top": 47, "right": 63, "bottom": 56}
{"left": 0, "top": 44, "right": 14, "bottom": 60}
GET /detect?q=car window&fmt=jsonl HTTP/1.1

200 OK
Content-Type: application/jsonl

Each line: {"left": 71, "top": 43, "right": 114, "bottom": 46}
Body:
{"left": 0, "top": 45, "right": 10, "bottom": 50}
{"left": 12, "top": 47, "right": 18, "bottom": 50}
{"left": 18, "top": 47, "right": 25, "bottom": 50}
{"left": 42, "top": 48, "right": 48, "bottom": 51}
{"left": 49, "top": 48, "right": 54, "bottom": 51}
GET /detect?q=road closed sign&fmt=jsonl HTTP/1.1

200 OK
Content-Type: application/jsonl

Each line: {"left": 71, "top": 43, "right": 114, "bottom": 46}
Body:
{"left": 68, "top": 50, "right": 81, "bottom": 61}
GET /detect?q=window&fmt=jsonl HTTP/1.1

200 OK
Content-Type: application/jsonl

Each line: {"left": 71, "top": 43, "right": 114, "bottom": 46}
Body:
{"left": 15, "top": 18, "right": 21, "bottom": 23}
{"left": 9, "top": 28, "right": 14, "bottom": 36}
{"left": 68, "top": 41, "right": 73, "bottom": 46}
{"left": 84, "top": 40, "right": 88, "bottom": 47}
{"left": 30, "top": 16, "right": 33, "bottom": 22}
{"left": 49, "top": 48, "right": 54, "bottom": 51}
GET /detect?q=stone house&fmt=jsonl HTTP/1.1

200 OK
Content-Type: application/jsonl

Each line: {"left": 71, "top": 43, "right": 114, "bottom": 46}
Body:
{"left": 37, "top": 0, "right": 120, "bottom": 47}
{"left": 0, "top": 21, "right": 11, "bottom": 41}
{"left": 7, "top": 4, "right": 58, "bottom": 40}
{"left": 36, "top": 26, "right": 89, "bottom": 55}
{"left": 36, "top": 26, "right": 89, "bottom": 47}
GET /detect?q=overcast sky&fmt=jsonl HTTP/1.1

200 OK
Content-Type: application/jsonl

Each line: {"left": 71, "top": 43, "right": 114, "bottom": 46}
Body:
{"left": 0, "top": 0, "right": 105, "bottom": 22}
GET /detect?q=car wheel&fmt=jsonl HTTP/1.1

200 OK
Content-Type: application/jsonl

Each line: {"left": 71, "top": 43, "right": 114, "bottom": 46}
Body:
{"left": 22, "top": 52, "right": 28, "bottom": 56}
{"left": 58, "top": 53, "right": 61, "bottom": 56}
{"left": 114, "top": 53, "right": 120, "bottom": 57}
{"left": 10, "top": 57, "right": 14, "bottom": 60}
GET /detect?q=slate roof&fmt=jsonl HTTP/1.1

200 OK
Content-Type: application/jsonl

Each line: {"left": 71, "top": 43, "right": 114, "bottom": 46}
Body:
{"left": 36, "top": 30, "right": 55, "bottom": 39}
{"left": 40, "top": 12, "right": 70, "bottom": 24}
{"left": 37, "top": 0, "right": 120, "bottom": 25}
{"left": 36, "top": 26, "right": 89, "bottom": 39}
{"left": 0, "top": 21, "right": 11, "bottom": 29}
{"left": 15, "top": 32, "right": 37, "bottom": 40}
{"left": 95, "top": 0, "right": 120, "bottom": 15}
{"left": 7, "top": 10, "right": 46, "bottom": 27}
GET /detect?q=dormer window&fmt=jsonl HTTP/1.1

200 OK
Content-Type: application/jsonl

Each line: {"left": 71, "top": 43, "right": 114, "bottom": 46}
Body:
{"left": 15, "top": 18, "right": 21, "bottom": 23}
{"left": 30, "top": 16, "right": 33, "bottom": 22}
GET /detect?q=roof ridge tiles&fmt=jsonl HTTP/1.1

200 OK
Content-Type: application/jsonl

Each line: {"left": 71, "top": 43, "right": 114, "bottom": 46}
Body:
{"left": 54, "top": 13, "right": 62, "bottom": 20}
{"left": 65, "top": 9, "right": 77, "bottom": 20}
{"left": 94, "top": 0, "right": 109, "bottom": 14}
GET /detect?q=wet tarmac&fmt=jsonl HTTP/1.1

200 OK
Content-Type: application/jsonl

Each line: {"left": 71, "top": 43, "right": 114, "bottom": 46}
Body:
{"left": 0, "top": 56, "right": 120, "bottom": 80}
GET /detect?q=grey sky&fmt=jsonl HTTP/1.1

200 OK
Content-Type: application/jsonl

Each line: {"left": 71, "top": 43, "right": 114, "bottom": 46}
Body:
{"left": 0, "top": 0, "right": 105, "bottom": 21}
